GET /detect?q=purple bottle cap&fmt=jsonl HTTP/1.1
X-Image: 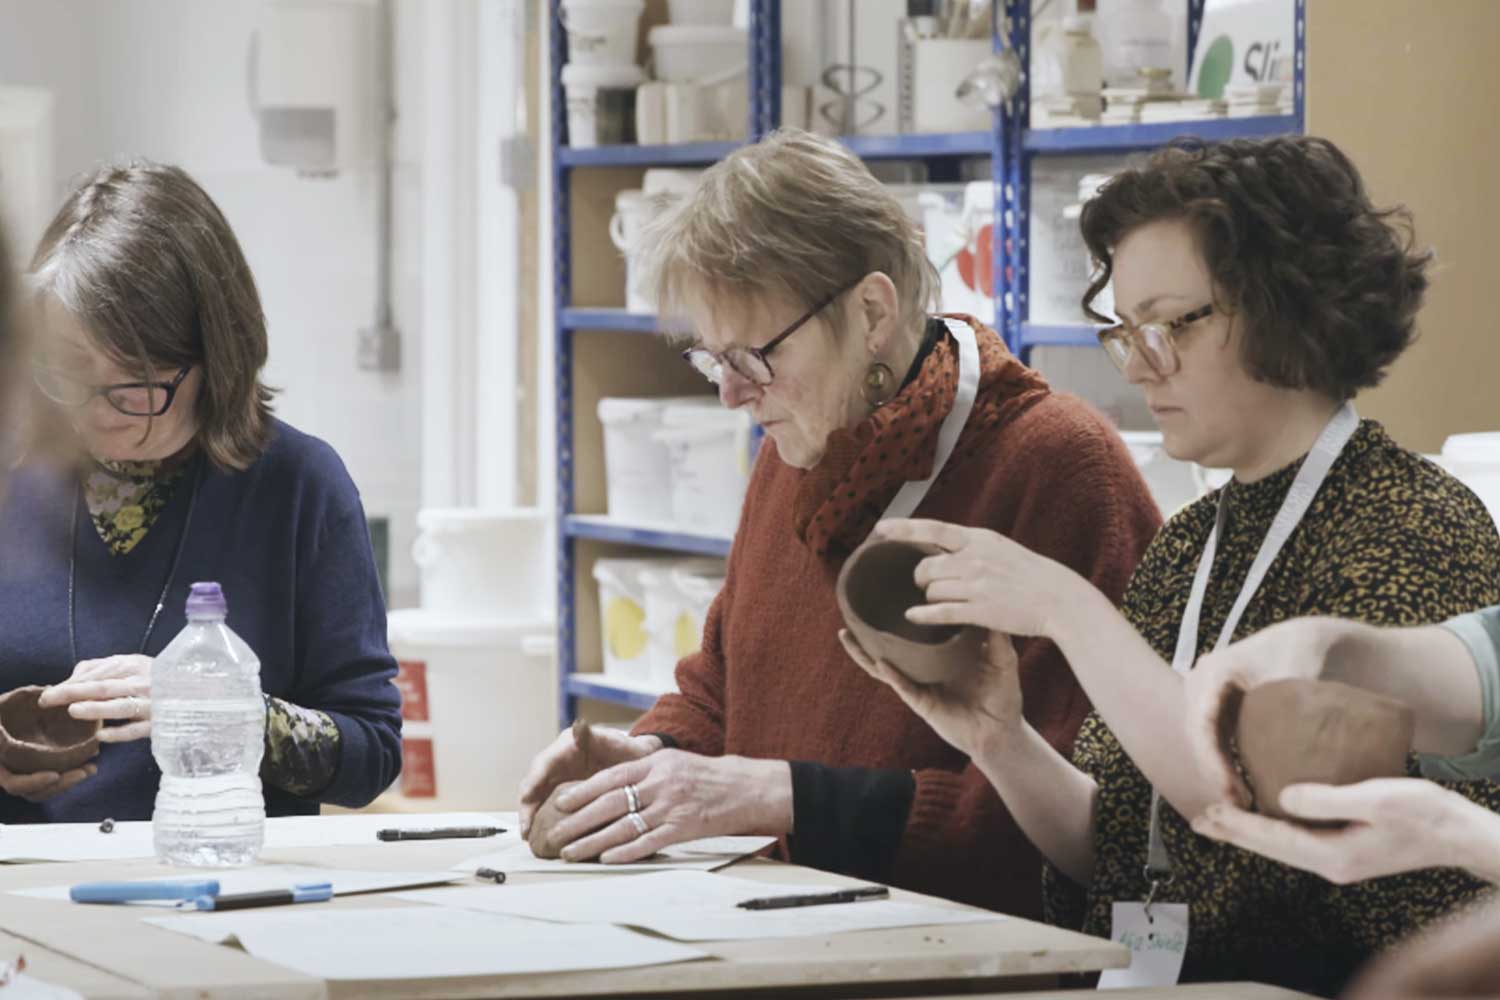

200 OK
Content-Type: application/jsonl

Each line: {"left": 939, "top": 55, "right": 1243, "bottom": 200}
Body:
{"left": 185, "top": 582, "right": 228, "bottom": 619}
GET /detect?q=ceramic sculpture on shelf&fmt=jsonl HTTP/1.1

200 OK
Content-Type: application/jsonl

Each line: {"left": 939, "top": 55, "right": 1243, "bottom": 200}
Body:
{"left": 0, "top": 685, "right": 100, "bottom": 773}
{"left": 1235, "top": 678, "right": 1415, "bottom": 823}
{"left": 529, "top": 718, "right": 606, "bottom": 860}
{"left": 836, "top": 537, "right": 986, "bottom": 685}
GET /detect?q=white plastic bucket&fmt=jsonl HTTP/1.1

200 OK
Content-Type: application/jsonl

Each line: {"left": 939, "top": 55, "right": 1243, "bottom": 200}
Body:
{"left": 386, "top": 612, "right": 556, "bottom": 811}
{"left": 598, "top": 396, "right": 711, "bottom": 524}
{"left": 560, "top": 0, "right": 644, "bottom": 66}
{"left": 562, "top": 62, "right": 645, "bottom": 148}
{"left": 653, "top": 402, "right": 752, "bottom": 537}
{"left": 640, "top": 558, "right": 725, "bottom": 692}
{"left": 667, "top": 0, "right": 734, "bottom": 26}
{"left": 609, "top": 189, "right": 652, "bottom": 312}
{"left": 593, "top": 557, "right": 672, "bottom": 688}
{"left": 411, "top": 508, "right": 551, "bottom": 619}
{"left": 647, "top": 24, "right": 747, "bottom": 82}
{"left": 1442, "top": 432, "right": 1500, "bottom": 529}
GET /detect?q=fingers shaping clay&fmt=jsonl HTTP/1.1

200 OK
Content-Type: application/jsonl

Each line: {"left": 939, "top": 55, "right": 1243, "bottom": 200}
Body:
{"left": 1235, "top": 678, "right": 1414, "bottom": 823}
{"left": 836, "top": 537, "right": 986, "bottom": 685}
{"left": 527, "top": 719, "right": 608, "bottom": 860}
{"left": 0, "top": 685, "right": 101, "bottom": 774}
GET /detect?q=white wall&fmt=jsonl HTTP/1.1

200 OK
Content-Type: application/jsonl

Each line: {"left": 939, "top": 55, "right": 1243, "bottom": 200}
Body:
{"left": 0, "top": 0, "right": 425, "bottom": 607}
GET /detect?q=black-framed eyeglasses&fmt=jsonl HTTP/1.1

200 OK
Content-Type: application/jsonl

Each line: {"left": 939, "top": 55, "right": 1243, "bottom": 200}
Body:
{"left": 681, "top": 285, "right": 851, "bottom": 387}
{"left": 32, "top": 364, "right": 193, "bottom": 417}
{"left": 1097, "top": 304, "right": 1215, "bottom": 377}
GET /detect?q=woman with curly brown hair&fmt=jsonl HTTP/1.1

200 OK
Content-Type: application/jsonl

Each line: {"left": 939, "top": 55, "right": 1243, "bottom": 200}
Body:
{"left": 844, "top": 134, "right": 1500, "bottom": 993}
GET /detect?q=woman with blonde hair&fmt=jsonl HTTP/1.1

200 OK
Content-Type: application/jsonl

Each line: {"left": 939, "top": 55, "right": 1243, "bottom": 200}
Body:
{"left": 518, "top": 129, "right": 1162, "bottom": 917}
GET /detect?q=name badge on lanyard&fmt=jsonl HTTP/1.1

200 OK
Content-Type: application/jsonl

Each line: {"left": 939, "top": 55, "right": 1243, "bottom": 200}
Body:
{"left": 1101, "top": 401, "right": 1361, "bottom": 990}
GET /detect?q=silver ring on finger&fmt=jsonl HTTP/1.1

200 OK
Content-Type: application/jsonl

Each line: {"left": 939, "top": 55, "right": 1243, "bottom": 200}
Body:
{"left": 627, "top": 811, "right": 649, "bottom": 837}
{"left": 129, "top": 696, "right": 146, "bottom": 718}
{"left": 624, "top": 783, "right": 641, "bottom": 814}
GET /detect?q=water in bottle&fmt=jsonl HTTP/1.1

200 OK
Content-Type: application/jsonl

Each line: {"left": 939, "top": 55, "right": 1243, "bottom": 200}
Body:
{"left": 151, "top": 581, "right": 266, "bottom": 867}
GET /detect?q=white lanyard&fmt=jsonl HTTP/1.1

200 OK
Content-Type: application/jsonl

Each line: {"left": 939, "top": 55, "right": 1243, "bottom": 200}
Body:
{"left": 1144, "top": 401, "right": 1360, "bottom": 891}
{"left": 881, "top": 318, "right": 981, "bottom": 521}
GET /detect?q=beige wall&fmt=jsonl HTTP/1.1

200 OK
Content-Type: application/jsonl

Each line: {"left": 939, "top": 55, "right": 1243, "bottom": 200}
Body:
{"left": 1308, "top": 0, "right": 1500, "bottom": 453}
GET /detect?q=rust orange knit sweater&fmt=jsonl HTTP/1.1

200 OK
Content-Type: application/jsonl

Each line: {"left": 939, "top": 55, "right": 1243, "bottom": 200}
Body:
{"left": 634, "top": 317, "right": 1162, "bottom": 918}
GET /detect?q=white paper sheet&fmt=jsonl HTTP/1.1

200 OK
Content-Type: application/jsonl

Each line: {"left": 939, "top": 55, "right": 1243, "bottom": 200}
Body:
{"left": 12, "top": 865, "right": 460, "bottom": 906}
{"left": 397, "top": 870, "right": 1002, "bottom": 941}
{"left": 452, "top": 832, "right": 775, "bottom": 875}
{"left": 144, "top": 906, "right": 705, "bottom": 980}
{"left": 0, "top": 812, "right": 509, "bottom": 863}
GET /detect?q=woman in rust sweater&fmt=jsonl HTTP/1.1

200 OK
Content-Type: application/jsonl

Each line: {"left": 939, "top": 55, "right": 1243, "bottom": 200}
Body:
{"left": 517, "top": 129, "right": 1161, "bottom": 917}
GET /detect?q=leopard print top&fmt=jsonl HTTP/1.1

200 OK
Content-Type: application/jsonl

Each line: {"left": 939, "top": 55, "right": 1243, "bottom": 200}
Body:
{"left": 1042, "top": 420, "right": 1500, "bottom": 996}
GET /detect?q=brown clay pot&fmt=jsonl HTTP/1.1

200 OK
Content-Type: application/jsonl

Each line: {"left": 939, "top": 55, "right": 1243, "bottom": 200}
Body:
{"left": 836, "top": 537, "right": 986, "bottom": 685}
{"left": 1235, "top": 678, "right": 1413, "bottom": 823}
{"left": 0, "top": 686, "right": 101, "bottom": 774}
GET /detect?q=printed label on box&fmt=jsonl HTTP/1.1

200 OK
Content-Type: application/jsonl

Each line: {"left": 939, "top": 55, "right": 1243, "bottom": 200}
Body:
{"left": 401, "top": 738, "right": 437, "bottom": 798}
{"left": 394, "top": 659, "right": 430, "bottom": 722}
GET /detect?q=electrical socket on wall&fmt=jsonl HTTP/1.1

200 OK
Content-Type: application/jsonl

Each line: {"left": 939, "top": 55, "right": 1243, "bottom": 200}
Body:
{"left": 357, "top": 322, "right": 401, "bottom": 371}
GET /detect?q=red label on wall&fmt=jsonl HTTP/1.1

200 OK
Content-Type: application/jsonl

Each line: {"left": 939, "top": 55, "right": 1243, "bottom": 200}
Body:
{"left": 394, "top": 659, "right": 430, "bottom": 722}
{"left": 401, "top": 738, "right": 437, "bottom": 798}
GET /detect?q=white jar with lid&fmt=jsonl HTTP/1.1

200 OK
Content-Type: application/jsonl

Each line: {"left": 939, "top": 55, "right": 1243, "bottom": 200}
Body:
{"left": 1097, "top": 0, "right": 1173, "bottom": 88}
{"left": 1060, "top": 15, "right": 1103, "bottom": 98}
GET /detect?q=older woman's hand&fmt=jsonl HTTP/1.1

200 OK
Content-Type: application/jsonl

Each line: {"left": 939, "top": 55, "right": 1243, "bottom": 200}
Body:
{"left": 872, "top": 519, "right": 1084, "bottom": 639}
{"left": 840, "top": 628, "right": 1024, "bottom": 760}
{"left": 1191, "top": 778, "right": 1500, "bottom": 885}
{"left": 517, "top": 725, "right": 664, "bottom": 839}
{"left": 38, "top": 655, "right": 153, "bottom": 743}
{"left": 540, "top": 750, "right": 792, "bottom": 864}
{"left": 1185, "top": 619, "right": 1341, "bottom": 809}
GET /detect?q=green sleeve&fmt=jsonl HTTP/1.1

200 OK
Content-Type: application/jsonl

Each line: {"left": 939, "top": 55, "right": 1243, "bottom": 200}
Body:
{"left": 1420, "top": 606, "right": 1500, "bottom": 781}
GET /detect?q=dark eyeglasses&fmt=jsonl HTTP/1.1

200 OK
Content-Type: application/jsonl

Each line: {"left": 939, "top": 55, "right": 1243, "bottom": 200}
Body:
{"left": 32, "top": 364, "right": 193, "bottom": 417}
{"left": 1097, "top": 304, "right": 1215, "bottom": 377}
{"left": 681, "top": 286, "right": 851, "bottom": 387}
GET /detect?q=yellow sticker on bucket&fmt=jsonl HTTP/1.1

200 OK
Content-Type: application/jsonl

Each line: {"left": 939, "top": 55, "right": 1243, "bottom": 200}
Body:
{"left": 605, "top": 596, "right": 648, "bottom": 660}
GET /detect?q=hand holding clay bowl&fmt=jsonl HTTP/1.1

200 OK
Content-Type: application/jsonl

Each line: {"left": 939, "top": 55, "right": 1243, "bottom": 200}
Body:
{"left": 1234, "top": 678, "right": 1414, "bottom": 824}
{"left": 836, "top": 537, "right": 985, "bottom": 685}
{"left": 0, "top": 685, "right": 101, "bottom": 774}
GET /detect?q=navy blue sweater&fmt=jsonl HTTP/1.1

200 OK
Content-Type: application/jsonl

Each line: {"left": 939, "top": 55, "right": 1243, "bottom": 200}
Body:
{"left": 0, "top": 419, "right": 402, "bottom": 822}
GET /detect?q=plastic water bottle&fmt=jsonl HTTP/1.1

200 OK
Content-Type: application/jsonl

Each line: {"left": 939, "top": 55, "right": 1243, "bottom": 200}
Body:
{"left": 151, "top": 582, "right": 266, "bottom": 867}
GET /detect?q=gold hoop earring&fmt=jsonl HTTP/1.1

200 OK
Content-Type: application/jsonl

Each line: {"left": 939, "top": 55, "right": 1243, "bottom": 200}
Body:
{"left": 861, "top": 362, "right": 896, "bottom": 408}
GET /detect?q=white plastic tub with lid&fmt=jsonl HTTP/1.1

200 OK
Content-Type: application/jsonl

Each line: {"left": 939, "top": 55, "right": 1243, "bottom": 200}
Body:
{"left": 639, "top": 558, "right": 726, "bottom": 692}
{"left": 559, "top": 0, "right": 644, "bottom": 66}
{"left": 653, "top": 403, "right": 752, "bottom": 538}
{"left": 598, "top": 396, "right": 717, "bottom": 524}
{"left": 562, "top": 62, "right": 646, "bottom": 148}
{"left": 385, "top": 611, "right": 556, "bottom": 812}
{"left": 411, "top": 508, "right": 550, "bottom": 619}
{"left": 593, "top": 557, "right": 677, "bottom": 689}
{"left": 647, "top": 24, "right": 747, "bottom": 82}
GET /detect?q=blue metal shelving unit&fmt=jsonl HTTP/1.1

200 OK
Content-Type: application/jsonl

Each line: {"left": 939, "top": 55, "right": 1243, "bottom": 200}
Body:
{"left": 551, "top": 0, "right": 1306, "bottom": 722}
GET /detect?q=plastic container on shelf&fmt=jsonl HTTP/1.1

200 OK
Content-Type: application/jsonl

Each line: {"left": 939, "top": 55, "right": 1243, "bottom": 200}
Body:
{"left": 593, "top": 557, "right": 671, "bottom": 688}
{"left": 559, "top": 0, "right": 644, "bottom": 66}
{"left": 562, "top": 63, "right": 644, "bottom": 148}
{"left": 1096, "top": 0, "right": 1173, "bottom": 89}
{"left": 609, "top": 189, "right": 652, "bottom": 312}
{"left": 411, "top": 508, "right": 550, "bottom": 619}
{"left": 647, "top": 25, "right": 747, "bottom": 82}
{"left": 667, "top": 0, "right": 734, "bottom": 26}
{"left": 598, "top": 396, "right": 716, "bottom": 524}
{"left": 915, "top": 181, "right": 994, "bottom": 320}
{"left": 640, "top": 558, "right": 726, "bottom": 692}
{"left": 654, "top": 402, "right": 752, "bottom": 538}
{"left": 1441, "top": 433, "right": 1500, "bottom": 529}
{"left": 1060, "top": 15, "right": 1104, "bottom": 97}
{"left": 386, "top": 612, "right": 556, "bottom": 811}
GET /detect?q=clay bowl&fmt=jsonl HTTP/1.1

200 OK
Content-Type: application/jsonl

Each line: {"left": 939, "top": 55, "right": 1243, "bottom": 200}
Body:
{"left": 1235, "top": 678, "right": 1413, "bottom": 824}
{"left": 0, "top": 685, "right": 101, "bottom": 773}
{"left": 836, "top": 537, "right": 986, "bottom": 685}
